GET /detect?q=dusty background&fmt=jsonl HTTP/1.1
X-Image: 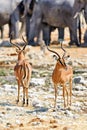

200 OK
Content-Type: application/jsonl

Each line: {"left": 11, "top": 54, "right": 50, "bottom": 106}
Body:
{"left": 0, "top": 24, "right": 87, "bottom": 130}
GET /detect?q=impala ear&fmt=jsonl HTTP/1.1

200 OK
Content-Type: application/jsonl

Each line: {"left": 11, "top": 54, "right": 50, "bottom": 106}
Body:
{"left": 25, "top": 47, "right": 30, "bottom": 52}
{"left": 53, "top": 55, "right": 58, "bottom": 61}
{"left": 63, "top": 54, "right": 70, "bottom": 59}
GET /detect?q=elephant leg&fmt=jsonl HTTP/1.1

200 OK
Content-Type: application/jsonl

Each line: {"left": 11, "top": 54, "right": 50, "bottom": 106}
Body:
{"left": 26, "top": 15, "right": 31, "bottom": 43}
{"left": 27, "top": 19, "right": 38, "bottom": 46}
{"left": 35, "top": 28, "right": 46, "bottom": 53}
{"left": 9, "top": 20, "right": 14, "bottom": 39}
{"left": 28, "top": 6, "right": 42, "bottom": 46}
{"left": 14, "top": 20, "right": 19, "bottom": 38}
{"left": 84, "top": 30, "right": 87, "bottom": 43}
{"left": 29, "top": 18, "right": 42, "bottom": 46}
{"left": 10, "top": 9, "right": 19, "bottom": 39}
{"left": 19, "top": 20, "right": 25, "bottom": 38}
{"left": 69, "top": 29, "right": 75, "bottom": 45}
{"left": 69, "top": 19, "right": 80, "bottom": 47}
{"left": 58, "top": 27, "right": 64, "bottom": 43}
{"left": 0, "top": 26, "right": 4, "bottom": 38}
{"left": 43, "top": 24, "right": 51, "bottom": 45}
{"left": 77, "top": 16, "right": 81, "bottom": 44}
{"left": 36, "top": 29, "right": 43, "bottom": 45}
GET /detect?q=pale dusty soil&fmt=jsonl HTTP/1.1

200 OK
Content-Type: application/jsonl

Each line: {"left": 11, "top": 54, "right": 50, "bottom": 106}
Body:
{"left": 0, "top": 25, "right": 87, "bottom": 130}
{"left": 0, "top": 46, "right": 87, "bottom": 130}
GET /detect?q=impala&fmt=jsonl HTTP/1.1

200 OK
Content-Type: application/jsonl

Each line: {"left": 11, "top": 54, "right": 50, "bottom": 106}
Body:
{"left": 47, "top": 44, "right": 73, "bottom": 108}
{"left": 10, "top": 37, "right": 32, "bottom": 106}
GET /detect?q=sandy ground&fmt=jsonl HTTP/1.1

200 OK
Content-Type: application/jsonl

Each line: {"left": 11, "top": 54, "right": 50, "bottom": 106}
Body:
{"left": 0, "top": 24, "right": 87, "bottom": 130}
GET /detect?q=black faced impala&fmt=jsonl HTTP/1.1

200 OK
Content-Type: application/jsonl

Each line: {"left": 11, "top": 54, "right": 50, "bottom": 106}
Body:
{"left": 47, "top": 44, "right": 73, "bottom": 108}
{"left": 10, "top": 37, "right": 32, "bottom": 106}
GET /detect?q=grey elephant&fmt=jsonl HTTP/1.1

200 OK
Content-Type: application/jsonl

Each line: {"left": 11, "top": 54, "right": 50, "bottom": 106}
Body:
{"left": 83, "top": 6, "right": 87, "bottom": 45}
{"left": 26, "top": 0, "right": 87, "bottom": 47}
{"left": 0, "top": 0, "right": 25, "bottom": 39}
{"left": 23, "top": 0, "right": 65, "bottom": 46}
{"left": 0, "top": 26, "right": 4, "bottom": 38}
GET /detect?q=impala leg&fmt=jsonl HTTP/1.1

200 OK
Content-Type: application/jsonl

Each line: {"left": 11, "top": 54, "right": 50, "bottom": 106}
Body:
{"left": 22, "top": 80, "right": 26, "bottom": 106}
{"left": 17, "top": 79, "right": 20, "bottom": 104}
{"left": 54, "top": 84, "right": 57, "bottom": 108}
{"left": 65, "top": 86, "right": 69, "bottom": 107}
{"left": 63, "top": 84, "right": 66, "bottom": 108}
{"left": 26, "top": 87, "right": 28, "bottom": 106}
{"left": 70, "top": 78, "right": 72, "bottom": 106}
{"left": 23, "top": 87, "right": 25, "bottom": 106}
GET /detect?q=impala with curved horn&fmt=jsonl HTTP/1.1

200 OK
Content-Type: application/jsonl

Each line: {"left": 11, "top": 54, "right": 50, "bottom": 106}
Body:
{"left": 10, "top": 37, "right": 32, "bottom": 106}
{"left": 47, "top": 44, "right": 73, "bottom": 108}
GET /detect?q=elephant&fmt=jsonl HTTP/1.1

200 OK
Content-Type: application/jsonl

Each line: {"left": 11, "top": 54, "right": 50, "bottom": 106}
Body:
{"left": 83, "top": 5, "right": 87, "bottom": 44}
{"left": 26, "top": 0, "right": 87, "bottom": 47}
{"left": 84, "top": 4, "right": 87, "bottom": 23}
{"left": 23, "top": 0, "right": 65, "bottom": 46}
{"left": 0, "top": 0, "right": 25, "bottom": 39}
{"left": 0, "top": 26, "right": 4, "bottom": 38}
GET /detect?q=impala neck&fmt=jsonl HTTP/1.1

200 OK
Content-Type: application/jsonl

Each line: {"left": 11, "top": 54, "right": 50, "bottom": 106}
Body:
{"left": 56, "top": 61, "right": 66, "bottom": 69}
{"left": 18, "top": 52, "right": 25, "bottom": 61}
